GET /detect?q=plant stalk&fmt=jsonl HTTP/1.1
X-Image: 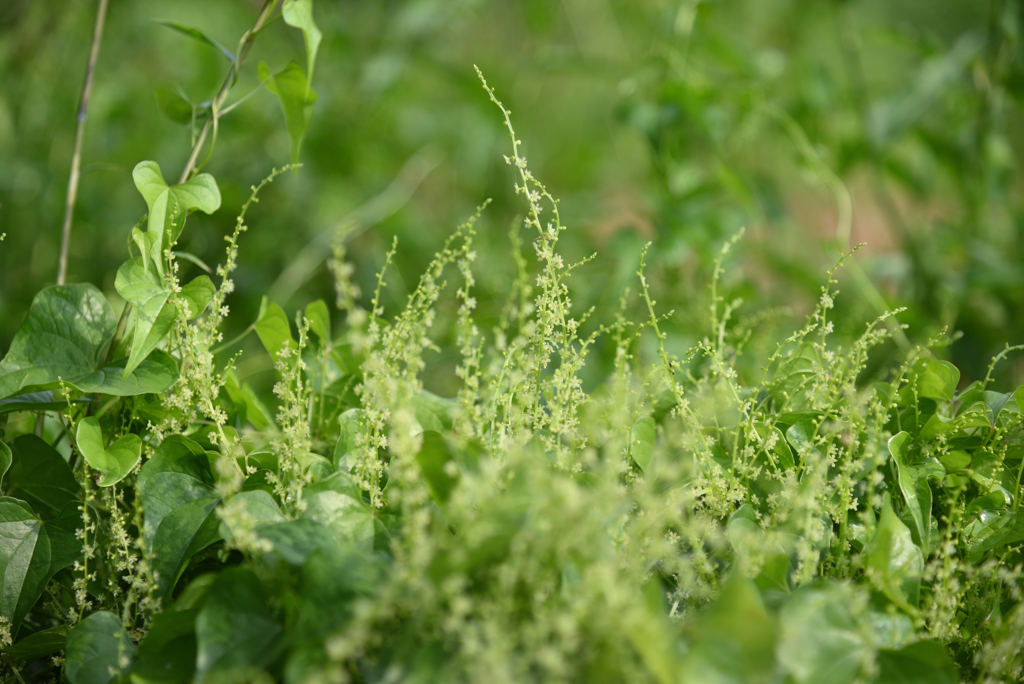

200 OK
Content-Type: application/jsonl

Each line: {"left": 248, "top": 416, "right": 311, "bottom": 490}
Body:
{"left": 177, "top": 0, "right": 278, "bottom": 183}
{"left": 56, "top": 0, "right": 110, "bottom": 286}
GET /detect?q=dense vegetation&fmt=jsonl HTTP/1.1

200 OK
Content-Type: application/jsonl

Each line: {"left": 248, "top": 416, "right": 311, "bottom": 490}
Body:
{"left": 2, "top": 1, "right": 1024, "bottom": 682}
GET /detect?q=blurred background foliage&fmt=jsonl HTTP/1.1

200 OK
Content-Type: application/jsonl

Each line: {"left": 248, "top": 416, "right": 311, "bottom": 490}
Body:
{"left": 1, "top": 0, "right": 1023, "bottom": 395}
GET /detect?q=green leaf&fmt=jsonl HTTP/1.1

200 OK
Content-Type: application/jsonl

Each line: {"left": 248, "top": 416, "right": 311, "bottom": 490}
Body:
{"left": 6, "top": 434, "right": 81, "bottom": 520}
{"left": 305, "top": 299, "right": 331, "bottom": 344}
{"left": 3, "top": 624, "right": 70, "bottom": 660}
{"left": 64, "top": 611, "right": 136, "bottom": 684}
{"left": 150, "top": 497, "right": 222, "bottom": 600}
{"left": 0, "top": 390, "right": 82, "bottom": 415}
{"left": 875, "top": 640, "right": 958, "bottom": 684}
{"left": 412, "top": 390, "right": 455, "bottom": 432}
{"left": 0, "top": 285, "right": 116, "bottom": 401}
{"left": 155, "top": 82, "right": 193, "bottom": 126}
{"left": 76, "top": 417, "right": 141, "bottom": 487}
{"left": 257, "top": 518, "right": 337, "bottom": 565}
{"left": 194, "top": 568, "right": 282, "bottom": 684}
{"left": 629, "top": 415, "right": 656, "bottom": 472}
{"left": 282, "top": 0, "right": 322, "bottom": 90}
{"left": 777, "top": 584, "right": 869, "bottom": 684}
{"left": 755, "top": 422, "right": 795, "bottom": 470}
{"left": 137, "top": 435, "right": 220, "bottom": 599}
{"left": 914, "top": 358, "right": 960, "bottom": 403}
{"left": 70, "top": 350, "right": 178, "bottom": 396}
{"left": 0, "top": 498, "right": 52, "bottom": 637}
{"left": 152, "top": 19, "right": 235, "bottom": 62}
{"left": 179, "top": 275, "right": 216, "bottom": 319}
{"left": 887, "top": 431, "right": 941, "bottom": 552}
{"left": 303, "top": 471, "right": 374, "bottom": 552}
{"left": 681, "top": 575, "right": 777, "bottom": 681}
{"left": 296, "top": 542, "right": 381, "bottom": 643}
{"left": 0, "top": 441, "right": 10, "bottom": 490}
{"left": 259, "top": 61, "right": 318, "bottom": 165}
{"left": 219, "top": 490, "right": 285, "bottom": 544}
{"left": 115, "top": 258, "right": 173, "bottom": 379}
{"left": 0, "top": 496, "right": 79, "bottom": 639}
{"left": 867, "top": 492, "right": 924, "bottom": 608}
{"left": 415, "top": 431, "right": 459, "bottom": 503}
{"left": 333, "top": 408, "right": 361, "bottom": 470}
{"left": 132, "top": 608, "right": 199, "bottom": 684}
{"left": 255, "top": 296, "right": 295, "bottom": 360}
{"left": 132, "top": 161, "right": 221, "bottom": 276}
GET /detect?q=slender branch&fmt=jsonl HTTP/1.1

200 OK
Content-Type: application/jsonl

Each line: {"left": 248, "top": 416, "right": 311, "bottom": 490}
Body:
{"left": 56, "top": 0, "right": 110, "bottom": 286}
{"left": 177, "top": 0, "right": 278, "bottom": 184}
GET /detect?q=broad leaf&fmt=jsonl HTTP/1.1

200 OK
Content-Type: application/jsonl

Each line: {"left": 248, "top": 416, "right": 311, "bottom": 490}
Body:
{"left": 155, "top": 82, "right": 193, "bottom": 126}
{"left": 305, "top": 298, "right": 331, "bottom": 344}
{"left": 777, "top": 584, "right": 869, "bottom": 684}
{"left": 629, "top": 415, "right": 656, "bottom": 472}
{"left": 333, "top": 408, "right": 361, "bottom": 470}
{"left": 70, "top": 350, "right": 178, "bottom": 396}
{"left": 76, "top": 417, "right": 141, "bottom": 487}
{"left": 867, "top": 493, "right": 924, "bottom": 608}
{"left": 0, "top": 497, "right": 80, "bottom": 638}
{"left": 914, "top": 358, "right": 960, "bottom": 404}
{"left": 875, "top": 640, "right": 958, "bottom": 684}
{"left": 0, "top": 390, "right": 82, "bottom": 415}
{"left": 150, "top": 496, "right": 222, "bottom": 600}
{"left": 64, "top": 611, "right": 136, "bottom": 684}
{"left": 115, "top": 258, "right": 174, "bottom": 379}
{"left": 256, "top": 518, "right": 337, "bottom": 565}
{"left": 180, "top": 275, "right": 216, "bottom": 319}
{"left": 303, "top": 471, "right": 374, "bottom": 552}
{"left": 132, "top": 161, "right": 221, "bottom": 276}
{"left": 3, "top": 624, "right": 70, "bottom": 661}
{"left": 0, "top": 498, "right": 52, "bottom": 637}
{"left": 887, "top": 431, "right": 942, "bottom": 552}
{"left": 0, "top": 285, "right": 115, "bottom": 401}
{"left": 6, "top": 434, "right": 80, "bottom": 520}
{"left": 0, "top": 441, "right": 10, "bottom": 490}
{"left": 259, "top": 61, "right": 318, "bottom": 165}
{"left": 132, "top": 608, "right": 200, "bottom": 684}
{"left": 282, "top": 0, "right": 322, "bottom": 90}
{"left": 680, "top": 575, "right": 777, "bottom": 681}
{"left": 255, "top": 296, "right": 295, "bottom": 360}
{"left": 194, "top": 568, "right": 282, "bottom": 684}
{"left": 137, "top": 436, "right": 220, "bottom": 600}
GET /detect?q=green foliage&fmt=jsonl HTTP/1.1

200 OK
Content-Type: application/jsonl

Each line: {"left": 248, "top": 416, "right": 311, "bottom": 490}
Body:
{"left": 2, "top": 1, "right": 1024, "bottom": 683}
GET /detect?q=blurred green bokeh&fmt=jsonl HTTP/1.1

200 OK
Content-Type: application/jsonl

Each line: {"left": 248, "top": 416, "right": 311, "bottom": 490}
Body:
{"left": 2, "top": 0, "right": 1022, "bottom": 391}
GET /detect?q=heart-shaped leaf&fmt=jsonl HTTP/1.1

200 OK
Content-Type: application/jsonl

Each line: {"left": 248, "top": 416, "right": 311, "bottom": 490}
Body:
{"left": 304, "top": 298, "right": 331, "bottom": 344}
{"left": 867, "top": 492, "right": 924, "bottom": 608}
{"left": 155, "top": 82, "right": 194, "bottom": 126}
{"left": 180, "top": 275, "right": 216, "bottom": 318}
{"left": 5, "top": 434, "right": 81, "bottom": 520}
{"left": 115, "top": 257, "right": 175, "bottom": 378}
{"left": 137, "top": 435, "right": 221, "bottom": 600}
{"left": 0, "top": 285, "right": 115, "bottom": 401}
{"left": 0, "top": 497, "right": 81, "bottom": 638}
{"left": 255, "top": 296, "right": 295, "bottom": 359}
{"left": 75, "top": 417, "right": 142, "bottom": 487}
{"left": 64, "top": 611, "right": 136, "bottom": 684}
{"left": 194, "top": 568, "right": 282, "bottom": 684}
{"left": 132, "top": 161, "right": 221, "bottom": 276}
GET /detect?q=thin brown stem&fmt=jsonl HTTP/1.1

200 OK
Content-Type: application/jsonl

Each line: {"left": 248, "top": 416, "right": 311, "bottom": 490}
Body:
{"left": 56, "top": 0, "right": 110, "bottom": 286}
{"left": 177, "top": 0, "right": 278, "bottom": 184}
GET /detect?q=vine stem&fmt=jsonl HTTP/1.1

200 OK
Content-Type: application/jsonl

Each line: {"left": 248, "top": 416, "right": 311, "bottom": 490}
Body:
{"left": 56, "top": 0, "right": 110, "bottom": 286}
{"left": 177, "top": 0, "right": 278, "bottom": 183}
